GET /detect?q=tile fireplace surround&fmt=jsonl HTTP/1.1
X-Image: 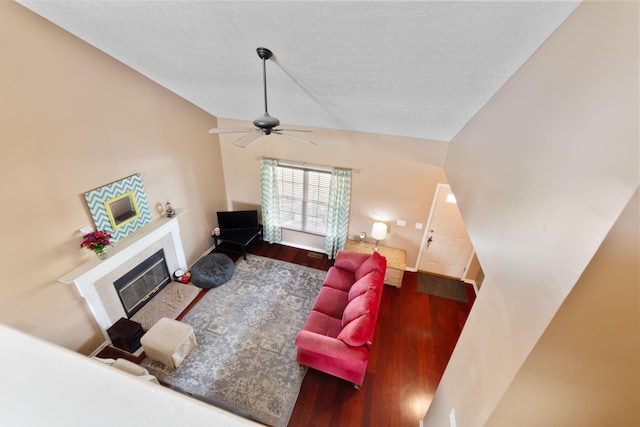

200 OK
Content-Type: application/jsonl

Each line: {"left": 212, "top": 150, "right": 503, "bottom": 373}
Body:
{"left": 59, "top": 210, "right": 188, "bottom": 342}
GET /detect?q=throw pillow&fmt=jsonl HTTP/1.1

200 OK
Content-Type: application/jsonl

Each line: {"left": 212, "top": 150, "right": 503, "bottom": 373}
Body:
{"left": 354, "top": 251, "right": 386, "bottom": 281}
{"left": 334, "top": 250, "right": 371, "bottom": 272}
{"left": 348, "top": 272, "right": 376, "bottom": 302}
{"left": 337, "top": 313, "right": 374, "bottom": 347}
{"left": 342, "top": 289, "right": 377, "bottom": 327}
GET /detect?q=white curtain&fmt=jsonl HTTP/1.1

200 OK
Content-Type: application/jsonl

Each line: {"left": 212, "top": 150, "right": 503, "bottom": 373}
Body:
{"left": 260, "top": 159, "right": 282, "bottom": 243}
{"left": 324, "top": 168, "right": 351, "bottom": 259}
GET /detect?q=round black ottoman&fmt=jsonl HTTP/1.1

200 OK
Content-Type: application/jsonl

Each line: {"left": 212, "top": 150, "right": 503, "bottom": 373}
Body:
{"left": 190, "top": 253, "right": 235, "bottom": 289}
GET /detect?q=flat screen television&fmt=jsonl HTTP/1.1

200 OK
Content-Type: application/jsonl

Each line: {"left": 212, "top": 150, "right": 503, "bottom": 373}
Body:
{"left": 216, "top": 210, "right": 259, "bottom": 230}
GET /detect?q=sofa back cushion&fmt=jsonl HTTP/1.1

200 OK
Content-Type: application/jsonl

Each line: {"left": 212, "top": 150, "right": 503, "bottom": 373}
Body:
{"left": 348, "top": 271, "right": 381, "bottom": 302}
{"left": 342, "top": 289, "right": 377, "bottom": 327}
{"left": 337, "top": 313, "right": 375, "bottom": 347}
{"left": 354, "top": 251, "right": 387, "bottom": 281}
{"left": 334, "top": 250, "right": 372, "bottom": 273}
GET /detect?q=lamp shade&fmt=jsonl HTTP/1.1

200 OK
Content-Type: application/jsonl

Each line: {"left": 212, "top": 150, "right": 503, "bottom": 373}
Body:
{"left": 371, "top": 222, "right": 387, "bottom": 241}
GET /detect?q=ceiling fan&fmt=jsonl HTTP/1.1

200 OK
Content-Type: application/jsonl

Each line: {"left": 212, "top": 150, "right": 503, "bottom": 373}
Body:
{"left": 208, "top": 47, "right": 315, "bottom": 148}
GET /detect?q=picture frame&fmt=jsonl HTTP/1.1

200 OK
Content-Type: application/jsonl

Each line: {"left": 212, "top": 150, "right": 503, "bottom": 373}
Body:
{"left": 84, "top": 173, "right": 151, "bottom": 242}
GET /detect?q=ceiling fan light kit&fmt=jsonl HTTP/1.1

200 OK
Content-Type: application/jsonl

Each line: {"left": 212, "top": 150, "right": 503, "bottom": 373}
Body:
{"left": 208, "top": 47, "right": 314, "bottom": 148}
{"left": 253, "top": 113, "right": 279, "bottom": 133}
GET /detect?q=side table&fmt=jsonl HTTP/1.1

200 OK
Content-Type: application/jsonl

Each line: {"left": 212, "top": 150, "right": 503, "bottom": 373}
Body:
{"left": 107, "top": 317, "right": 144, "bottom": 353}
{"left": 345, "top": 240, "right": 406, "bottom": 288}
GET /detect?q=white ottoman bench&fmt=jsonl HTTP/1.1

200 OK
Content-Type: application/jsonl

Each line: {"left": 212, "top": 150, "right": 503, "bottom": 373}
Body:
{"left": 140, "top": 317, "right": 197, "bottom": 369}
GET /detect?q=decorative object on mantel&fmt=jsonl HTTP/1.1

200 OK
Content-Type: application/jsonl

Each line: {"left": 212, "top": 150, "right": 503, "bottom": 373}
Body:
{"left": 359, "top": 231, "right": 366, "bottom": 245}
{"left": 80, "top": 230, "right": 112, "bottom": 259}
{"left": 83, "top": 173, "right": 152, "bottom": 243}
{"left": 165, "top": 202, "right": 176, "bottom": 218}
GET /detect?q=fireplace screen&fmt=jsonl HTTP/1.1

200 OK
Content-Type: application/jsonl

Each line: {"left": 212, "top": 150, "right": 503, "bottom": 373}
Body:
{"left": 114, "top": 249, "right": 171, "bottom": 317}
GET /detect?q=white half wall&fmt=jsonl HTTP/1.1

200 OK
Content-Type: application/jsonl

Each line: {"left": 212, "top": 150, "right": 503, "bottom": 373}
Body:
{"left": 0, "top": 324, "right": 259, "bottom": 426}
{"left": 486, "top": 188, "right": 639, "bottom": 426}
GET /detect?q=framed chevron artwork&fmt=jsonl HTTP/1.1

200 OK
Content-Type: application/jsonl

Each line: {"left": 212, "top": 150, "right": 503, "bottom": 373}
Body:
{"left": 84, "top": 173, "right": 152, "bottom": 243}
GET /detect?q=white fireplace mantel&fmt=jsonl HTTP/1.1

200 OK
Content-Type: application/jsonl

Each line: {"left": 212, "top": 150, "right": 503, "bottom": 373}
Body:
{"left": 59, "top": 209, "right": 188, "bottom": 340}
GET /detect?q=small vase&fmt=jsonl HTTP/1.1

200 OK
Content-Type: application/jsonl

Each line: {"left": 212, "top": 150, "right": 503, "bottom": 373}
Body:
{"left": 95, "top": 247, "right": 108, "bottom": 260}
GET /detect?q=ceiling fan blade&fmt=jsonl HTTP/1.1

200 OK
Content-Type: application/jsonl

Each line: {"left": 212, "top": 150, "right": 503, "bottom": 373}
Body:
{"left": 233, "top": 131, "right": 263, "bottom": 148}
{"left": 273, "top": 128, "right": 312, "bottom": 133}
{"left": 273, "top": 131, "right": 317, "bottom": 145}
{"left": 208, "top": 127, "right": 254, "bottom": 134}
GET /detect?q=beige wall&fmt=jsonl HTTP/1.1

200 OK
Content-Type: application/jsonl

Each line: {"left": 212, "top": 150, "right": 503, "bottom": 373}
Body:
{"left": 217, "top": 118, "right": 450, "bottom": 266}
{"left": 425, "top": 2, "right": 638, "bottom": 426}
{"left": 487, "top": 189, "right": 639, "bottom": 426}
{"left": 0, "top": 2, "right": 227, "bottom": 354}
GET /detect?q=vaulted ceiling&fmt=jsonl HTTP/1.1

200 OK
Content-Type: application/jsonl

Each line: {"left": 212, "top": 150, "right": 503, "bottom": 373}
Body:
{"left": 17, "top": 1, "right": 579, "bottom": 142}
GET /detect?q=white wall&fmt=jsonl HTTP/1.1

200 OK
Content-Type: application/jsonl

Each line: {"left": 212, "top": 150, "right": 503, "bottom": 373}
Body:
{"left": 0, "top": 324, "right": 258, "bottom": 426}
{"left": 425, "top": 2, "right": 639, "bottom": 426}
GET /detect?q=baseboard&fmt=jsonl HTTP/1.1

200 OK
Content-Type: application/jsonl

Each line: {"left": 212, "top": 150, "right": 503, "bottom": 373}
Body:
{"left": 279, "top": 240, "right": 326, "bottom": 254}
{"left": 464, "top": 279, "right": 478, "bottom": 295}
{"left": 89, "top": 341, "right": 110, "bottom": 357}
{"left": 193, "top": 244, "right": 217, "bottom": 268}
{"left": 209, "top": 239, "right": 326, "bottom": 257}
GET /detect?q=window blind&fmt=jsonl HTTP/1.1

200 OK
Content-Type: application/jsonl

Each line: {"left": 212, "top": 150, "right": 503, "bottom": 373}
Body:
{"left": 276, "top": 165, "right": 331, "bottom": 235}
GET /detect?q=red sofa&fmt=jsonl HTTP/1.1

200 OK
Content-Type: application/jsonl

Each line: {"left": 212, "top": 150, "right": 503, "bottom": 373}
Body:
{"left": 295, "top": 249, "right": 387, "bottom": 388}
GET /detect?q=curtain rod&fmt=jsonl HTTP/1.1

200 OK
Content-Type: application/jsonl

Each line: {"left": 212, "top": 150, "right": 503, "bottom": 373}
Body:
{"left": 257, "top": 157, "right": 359, "bottom": 173}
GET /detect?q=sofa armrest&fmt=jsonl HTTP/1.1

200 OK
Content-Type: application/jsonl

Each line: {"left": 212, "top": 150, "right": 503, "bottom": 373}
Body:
{"left": 295, "top": 330, "right": 369, "bottom": 362}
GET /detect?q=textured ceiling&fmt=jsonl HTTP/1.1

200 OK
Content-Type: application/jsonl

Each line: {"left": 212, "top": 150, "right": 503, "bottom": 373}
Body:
{"left": 17, "top": 1, "right": 579, "bottom": 142}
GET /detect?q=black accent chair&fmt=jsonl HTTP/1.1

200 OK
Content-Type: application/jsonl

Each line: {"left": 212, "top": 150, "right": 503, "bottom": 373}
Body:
{"left": 213, "top": 210, "right": 263, "bottom": 260}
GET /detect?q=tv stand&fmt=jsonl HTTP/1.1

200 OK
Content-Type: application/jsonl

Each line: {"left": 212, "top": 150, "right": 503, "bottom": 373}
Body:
{"left": 213, "top": 226, "right": 263, "bottom": 260}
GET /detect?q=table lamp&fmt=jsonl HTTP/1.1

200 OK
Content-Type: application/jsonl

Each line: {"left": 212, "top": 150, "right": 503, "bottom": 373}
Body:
{"left": 371, "top": 222, "right": 387, "bottom": 251}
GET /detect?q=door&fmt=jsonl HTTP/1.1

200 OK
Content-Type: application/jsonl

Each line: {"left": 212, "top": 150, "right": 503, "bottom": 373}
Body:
{"left": 417, "top": 184, "right": 473, "bottom": 279}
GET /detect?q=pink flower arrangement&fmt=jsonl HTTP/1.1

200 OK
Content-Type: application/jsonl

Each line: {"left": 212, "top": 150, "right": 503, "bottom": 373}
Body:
{"left": 80, "top": 230, "right": 112, "bottom": 253}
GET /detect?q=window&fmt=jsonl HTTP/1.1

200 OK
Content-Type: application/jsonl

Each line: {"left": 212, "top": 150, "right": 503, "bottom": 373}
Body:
{"left": 276, "top": 165, "right": 331, "bottom": 235}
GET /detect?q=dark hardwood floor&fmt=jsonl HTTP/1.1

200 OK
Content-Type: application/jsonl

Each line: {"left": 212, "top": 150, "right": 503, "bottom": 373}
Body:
{"left": 99, "top": 241, "right": 474, "bottom": 426}
{"left": 241, "top": 241, "right": 475, "bottom": 427}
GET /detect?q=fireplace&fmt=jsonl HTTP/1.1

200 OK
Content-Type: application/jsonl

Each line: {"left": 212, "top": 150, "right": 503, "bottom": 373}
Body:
{"left": 58, "top": 210, "right": 188, "bottom": 342}
{"left": 114, "top": 249, "right": 171, "bottom": 318}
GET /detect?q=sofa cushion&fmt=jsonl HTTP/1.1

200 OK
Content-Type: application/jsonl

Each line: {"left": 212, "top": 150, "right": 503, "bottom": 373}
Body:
{"left": 337, "top": 313, "right": 375, "bottom": 347}
{"left": 322, "top": 266, "right": 356, "bottom": 292}
{"left": 348, "top": 272, "right": 377, "bottom": 302}
{"left": 334, "top": 250, "right": 372, "bottom": 273}
{"left": 354, "top": 251, "right": 386, "bottom": 281}
{"left": 302, "top": 310, "right": 344, "bottom": 339}
{"left": 342, "top": 289, "right": 377, "bottom": 327}
{"left": 312, "top": 286, "right": 349, "bottom": 319}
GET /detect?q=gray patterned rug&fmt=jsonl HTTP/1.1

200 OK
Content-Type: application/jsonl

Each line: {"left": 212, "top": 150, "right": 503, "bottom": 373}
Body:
{"left": 141, "top": 255, "right": 326, "bottom": 427}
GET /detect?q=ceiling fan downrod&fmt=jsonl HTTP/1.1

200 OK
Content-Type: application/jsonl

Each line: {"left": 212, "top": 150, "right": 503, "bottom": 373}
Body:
{"left": 253, "top": 47, "right": 279, "bottom": 132}
{"left": 257, "top": 47, "right": 272, "bottom": 115}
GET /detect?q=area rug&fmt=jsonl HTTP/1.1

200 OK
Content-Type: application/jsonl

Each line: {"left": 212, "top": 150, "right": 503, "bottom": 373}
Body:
{"left": 417, "top": 272, "right": 469, "bottom": 303}
{"left": 140, "top": 255, "right": 326, "bottom": 427}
